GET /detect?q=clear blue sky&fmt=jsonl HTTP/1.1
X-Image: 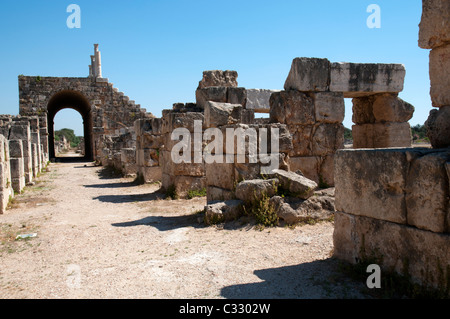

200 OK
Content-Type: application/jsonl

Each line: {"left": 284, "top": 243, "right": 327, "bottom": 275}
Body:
{"left": 0, "top": 0, "right": 430, "bottom": 136}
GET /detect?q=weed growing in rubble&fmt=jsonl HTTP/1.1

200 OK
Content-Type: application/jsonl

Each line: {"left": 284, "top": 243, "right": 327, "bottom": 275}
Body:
{"left": 243, "top": 193, "right": 278, "bottom": 228}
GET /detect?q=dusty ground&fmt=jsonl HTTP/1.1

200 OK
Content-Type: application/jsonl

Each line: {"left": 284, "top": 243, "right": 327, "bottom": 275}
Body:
{"left": 0, "top": 161, "right": 371, "bottom": 299}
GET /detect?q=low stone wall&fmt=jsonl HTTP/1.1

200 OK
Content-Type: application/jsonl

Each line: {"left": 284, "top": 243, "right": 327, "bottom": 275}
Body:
{"left": 333, "top": 148, "right": 450, "bottom": 291}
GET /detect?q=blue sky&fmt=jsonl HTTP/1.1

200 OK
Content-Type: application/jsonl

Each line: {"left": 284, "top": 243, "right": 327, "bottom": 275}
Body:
{"left": 0, "top": 0, "right": 430, "bottom": 136}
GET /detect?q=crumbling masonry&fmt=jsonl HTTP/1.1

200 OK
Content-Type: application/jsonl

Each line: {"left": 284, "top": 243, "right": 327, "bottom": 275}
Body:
{"left": 0, "top": 0, "right": 447, "bottom": 293}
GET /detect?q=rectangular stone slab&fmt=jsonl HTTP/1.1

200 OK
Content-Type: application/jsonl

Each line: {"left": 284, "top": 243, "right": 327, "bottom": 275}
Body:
{"left": 330, "top": 62, "right": 405, "bottom": 97}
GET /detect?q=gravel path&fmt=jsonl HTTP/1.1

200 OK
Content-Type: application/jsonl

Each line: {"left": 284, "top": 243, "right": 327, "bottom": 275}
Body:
{"left": 0, "top": 162, "right": 370, "bottom": 299}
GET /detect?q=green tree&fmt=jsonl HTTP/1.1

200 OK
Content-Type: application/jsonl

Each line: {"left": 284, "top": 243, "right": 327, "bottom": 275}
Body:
{"left": 54, "top": 128, "right": 81, "bottom": 148}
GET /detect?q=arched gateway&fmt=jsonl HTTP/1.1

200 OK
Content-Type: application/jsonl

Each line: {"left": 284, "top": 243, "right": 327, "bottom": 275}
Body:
{"left": 18, "top": 44, "right": 151, "bottom": 162}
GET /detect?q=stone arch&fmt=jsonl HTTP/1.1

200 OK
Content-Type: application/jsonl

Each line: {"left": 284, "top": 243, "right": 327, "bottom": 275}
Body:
{"left": 46, "top": 90, "right": 93, "bottom": 161}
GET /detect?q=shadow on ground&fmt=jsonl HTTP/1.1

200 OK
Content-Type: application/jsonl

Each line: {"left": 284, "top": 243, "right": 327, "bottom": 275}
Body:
{"left": 111, "top": 214, "right": 206, "bottom": 231}
{"left": 93, "top": 191, "right": 166, "bottom": 203}
{"left": 220, "top": 259, "right": 370, "bottom": 299}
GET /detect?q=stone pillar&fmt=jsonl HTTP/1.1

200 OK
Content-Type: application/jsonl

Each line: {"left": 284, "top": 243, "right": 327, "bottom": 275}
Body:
{"left": 420, "top": 0, "right": 450, "bottom": 148}
{"left": 134, "top": 118, "right": 163, "bottom": 183}
{"left": 351, "top": 93, "right": 414, "bottom": 148}
{"left": 161, "top": 107, "right": 206, "bottom": 199}
{"left": 9, "top": 140, "right": 25, "bottom": 194}
{"left": 0, "top": 135, "right": 13, "bottom": 213}
{"left": 9, "top": 123, "right": 33, "bottom": 184}
{"left": 94, "top": 44, "right": 102, "bottom": 78}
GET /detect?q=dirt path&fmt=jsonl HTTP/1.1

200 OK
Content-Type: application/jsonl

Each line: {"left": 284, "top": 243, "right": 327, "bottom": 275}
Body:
{"left": 0, "top": 162, "right": 370, "bottom": 299}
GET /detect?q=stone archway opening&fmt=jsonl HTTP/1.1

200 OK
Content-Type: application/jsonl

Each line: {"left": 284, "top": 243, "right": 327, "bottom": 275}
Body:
{"left": 47, "top": 90, "right": 93, "bottom": 162}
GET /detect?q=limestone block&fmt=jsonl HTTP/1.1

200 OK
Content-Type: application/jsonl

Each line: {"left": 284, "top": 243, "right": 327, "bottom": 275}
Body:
{"left": 198, "top": 70, "right": 238, "bottom": 89}
{"left": 333, "top": 211, "right": 450, "bottom": 291}
{"left": 372, "top": 94, "right": 415, "bottom": 123}
{"left": 311, "top": 123, "right": 345, "bottom": 156}
{"left": 230, "top": 106, "right": 255, "bottom": 125}
{"left": 425, "top": 105, "right": 450, "bottom": 148}
{"left": 245, "top": 89, "right": 280, "bottom": 113}
{"left": 269, "top": 91, "right": 315, "bottom": 125}
{"left": 406, "top": 151, "right": 450, "bottom": 233}
{"left": 272, "top": 169, "right": 318, "bottom": 199}
{"left": 204, "top": 200, "right": 243, "bottom": 225}
{"left": 9, "top": 140, "right": 23, "bottom": 158}
{"left": 174, "top": 176, "right": 206, "bottom": 199}
{"left": 352, "top": 122, "right": 411, "bottom": 148}
{"left": 418, "top": 0, "right": 450, "bottom": 49}
{"left": 227, "top": 87, "right": 247, "bottom": 107}
{"left": 173, "top": 161, "right": 205, "bottom": 177}
{"left": 288, "top": 156, "right": 320, "bottom": 184}
{"left": 270, "top": 194, "right": 334, "bottom": 225}
{"left": 204, "top": 102, "right": 241, "bottom": 128}
{"left": 352, "top": 94, "right": 376, "bottom": 125}
{"left": 9, "top": 124, "right": 31, "bottom": 141}
{"left": 284, "top": 57, "right": 331, "bottom": 92}
{"left": 207, "top": 186, "right": 235, "bottom": 202}
{"left": 235, "top": 178, "right": 279, "bottom": 203}
{"left": 206, "top": 161, "right": 235, "bottom": 190}
{"left": 141, "top": 134, "right": 164, "bottom": 150}
{"left": 288, "top": 125, "right": 313, "bottom": 157}
{"left": 312, "top": 92, "right": 345, "bottom": 124}
{"left": 319, "top": 154, "right": 335, "bottom": 187}
{"left": 139, "top": 166, "right": 162, "bottom": 183}
{"left": 162, "top": 111, "right": 204, "bottom": 134}
{"left": 195, "top": 87, "right": 228, "bottom": 110}
{"left": 10, "top": 158, "right": 25, "bottom": 193}
{"left": 335, "top": 149, "right": 407, "bottom": 224}
{"left": 429, "top": 45, "right": 450, "bottom": 107}
{"left": 330, "top": 63, "right": 405, "bottom": 97}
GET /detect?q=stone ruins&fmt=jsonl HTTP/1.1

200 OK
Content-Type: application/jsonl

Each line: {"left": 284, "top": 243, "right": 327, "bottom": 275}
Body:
{"left": 0, "top": 0, "right": 448, "bottom": 294}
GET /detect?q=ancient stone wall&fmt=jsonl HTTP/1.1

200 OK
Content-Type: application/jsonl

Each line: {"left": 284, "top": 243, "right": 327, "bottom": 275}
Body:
{"left": 333, "top": 0, "right": 450, "bottom": 293}
{"left": 270, "top": 57, "right": 414, "bottom": 187}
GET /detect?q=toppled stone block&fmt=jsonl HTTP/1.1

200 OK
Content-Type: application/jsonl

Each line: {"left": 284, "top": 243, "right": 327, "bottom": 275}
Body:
{"left": 335, "top": 149, "right": 408, "bottom": 224}
{"left": 372, "top": 94, "right": 415, "bottom": 123}
{"left": 235, "top": 178, "right": 279, "bottom": 203}
{"left": 269, "top": 90, "right": 315, "bottom": 125}
{"left": 330, "top": 63, "right": 406, "bottom": 97}
{"left": 406, "top": 150, "right": 450, "bottom": 233}
{"left": 312, "top": 92, "right": 345, "bottom": 124}
{"left": 429, "top": 45, "right": 450, "bottom": 107}
{"left": 204, "top": 200, "right": 243, "bottom": 224}
{"left": 288, "top": 156, "right": 320, "bottom": 184}
{"left": 246, "top": 89, "right": 280, "bottom": 113}
{"left": 418, "top": 0, "right": 450, "bottom": 49}
{"left": 270, "top": 188, "right": 334, "bottom": 225}
{"left": 284, "top": 57, "right": 331, "bottom": 92}
{"left": 425, "top": 105, "right": 450, "bottom": 148}
{"left": 198, "top": 70, "right": 238, "bottom": 89}
{"left": 272, "top": 169, "right": 318, "bottom": 199}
